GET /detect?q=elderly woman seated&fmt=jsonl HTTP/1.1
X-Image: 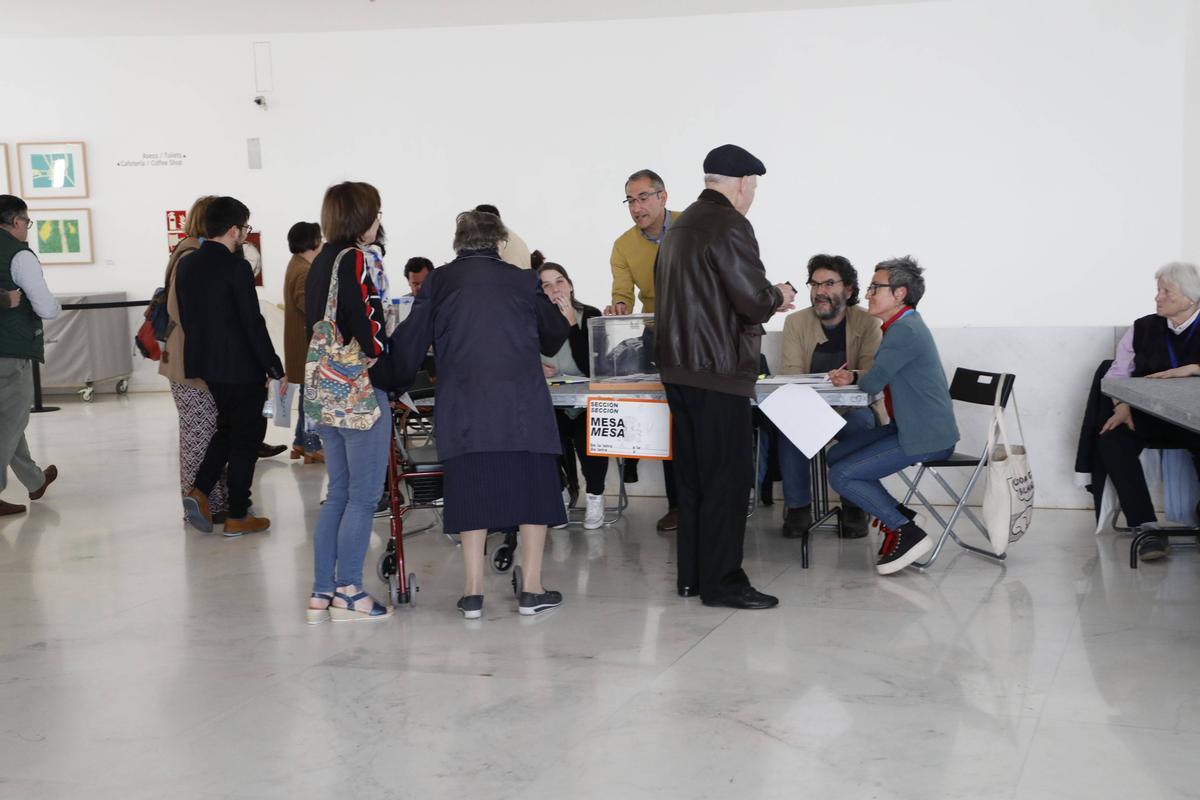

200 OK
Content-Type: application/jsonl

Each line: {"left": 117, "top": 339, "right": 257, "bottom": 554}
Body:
{"left": 827, "top": 257, "right": 959, "bottom": 575}
{"left": 1099, "top": 261, "right": 1200, "bottom": 561}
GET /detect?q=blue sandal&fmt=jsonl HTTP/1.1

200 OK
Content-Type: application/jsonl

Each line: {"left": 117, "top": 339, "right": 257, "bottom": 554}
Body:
{"left": 305, "top": 592, "right": 334, "bottom": 625}
{"left": 330, "top": 588, "right": 394, "bottom": 622}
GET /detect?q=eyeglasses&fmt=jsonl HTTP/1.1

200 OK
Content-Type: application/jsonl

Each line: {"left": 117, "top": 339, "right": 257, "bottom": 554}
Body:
{"left": 865, "top": 282, "right": 894, "bottom": 295}
{"left": 622, "top": 190, "right": 663, "bottom": 206}
{"left": 16, "top": 216, "right": 33, "bottom": 230}
{"left": 241, "top": 224, "right": 255, "bottom": 235}
{"left": 806, "top": 278, "right": 844, "bottom": 290}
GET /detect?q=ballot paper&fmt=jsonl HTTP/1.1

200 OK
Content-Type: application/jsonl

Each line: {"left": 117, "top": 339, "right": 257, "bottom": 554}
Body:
{"left": 757, "top": 374, "right": 831, "bottom": 385}
{"left": 267, "top": 380, "right": 297, "bottom": 428}
{"left": 758, "top": 383, "right": 847, "bottom": 458}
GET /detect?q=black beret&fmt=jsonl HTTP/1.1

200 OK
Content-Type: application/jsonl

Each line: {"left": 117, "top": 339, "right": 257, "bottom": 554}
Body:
{"left": 702, "top": 144, "right": 766, "bottom": 177}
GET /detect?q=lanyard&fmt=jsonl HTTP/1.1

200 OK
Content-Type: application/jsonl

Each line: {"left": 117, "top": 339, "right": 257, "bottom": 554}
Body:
{"left": 1166, "top": 314, "right": 1200, "bottom": 369}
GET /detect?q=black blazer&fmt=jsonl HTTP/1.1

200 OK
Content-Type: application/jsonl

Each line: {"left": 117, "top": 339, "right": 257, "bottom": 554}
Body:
{"left": 390, "top": 249, "right": 570, "bottom": 461}
{"left": 176, "top": 240, "right": 283, "bottom": 384}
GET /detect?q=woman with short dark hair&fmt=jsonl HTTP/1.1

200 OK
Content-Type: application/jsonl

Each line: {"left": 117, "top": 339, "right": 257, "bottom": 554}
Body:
{"left": 827, "top": 257, "right": 959, "bottom": 575}
{"left": 283, "top": 221, "right": 323, "bottom": 462}
{"left": 303, "top": 182, "right": 398, "bottom": 623}
{"left": 393, "top": 210, "right": 571, "bottom": 618}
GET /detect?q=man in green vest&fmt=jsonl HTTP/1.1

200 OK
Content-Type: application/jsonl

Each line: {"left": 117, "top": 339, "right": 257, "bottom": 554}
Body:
{"left": 606, "top": 169, "right": 681, "bottom": 531}
{"left": 0, "top": 195, "right": 61, "bottom": 516}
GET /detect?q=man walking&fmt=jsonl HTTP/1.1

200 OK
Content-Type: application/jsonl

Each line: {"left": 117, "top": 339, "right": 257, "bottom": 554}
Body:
{"left": 0, "top": 196, "right": 60, "bottom": 516}
{"left": 654, "top": 146, "right": 795, "bottom": 608}
{"left": 176, "top": 196, "right": 285, "bottom": 536}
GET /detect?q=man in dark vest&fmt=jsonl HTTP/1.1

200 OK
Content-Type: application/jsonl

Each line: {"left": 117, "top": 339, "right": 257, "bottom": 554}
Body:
{"left": 175, "top": 196, "right": 285, "bottom": 536}
{"left": 0, "top": 195, "right": 61, "bottom": 516}
{"left": 654, "top": 145, "right": 796, "bottom": 609}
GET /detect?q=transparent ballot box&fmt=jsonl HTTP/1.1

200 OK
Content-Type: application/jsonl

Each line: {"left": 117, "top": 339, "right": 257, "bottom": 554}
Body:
{"left": 587, "top": 313, "right": 663, "bottom": 389}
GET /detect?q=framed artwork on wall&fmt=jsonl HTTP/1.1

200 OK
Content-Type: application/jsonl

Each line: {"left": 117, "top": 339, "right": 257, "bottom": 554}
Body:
{"left": 17, "top": 141, "right": 89, "bottom": 199}
{"left": 27, "top": 208, "right": 93, "bottom": 265}
{"left": 0, "top": 144, "right": 10, "bottom": 194}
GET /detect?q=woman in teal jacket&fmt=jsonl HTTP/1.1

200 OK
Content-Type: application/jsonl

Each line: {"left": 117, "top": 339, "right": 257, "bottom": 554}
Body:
{"left": 827, "top": 257, "right": 958, "bottom": 576}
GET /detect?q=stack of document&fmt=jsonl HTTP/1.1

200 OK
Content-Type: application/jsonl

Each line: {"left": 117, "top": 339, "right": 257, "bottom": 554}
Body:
{"left": 757, "top": 373, "right": 831, "bottom": 385}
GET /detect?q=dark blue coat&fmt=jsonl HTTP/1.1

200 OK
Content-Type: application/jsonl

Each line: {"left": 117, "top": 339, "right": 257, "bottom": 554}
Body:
{"left": 390, "top": 249, "right": 570, "bottom": 461}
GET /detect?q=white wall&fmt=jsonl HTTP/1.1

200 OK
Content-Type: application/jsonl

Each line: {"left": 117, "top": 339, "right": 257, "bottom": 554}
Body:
{"left": 1185, "top": 0, "right": 1200, "bottom": 263}
{"left": 3, "top": 0, "right": 1187, "bottom": 333}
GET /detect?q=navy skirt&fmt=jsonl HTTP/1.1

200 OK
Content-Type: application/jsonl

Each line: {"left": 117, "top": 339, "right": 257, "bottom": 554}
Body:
{"left": 442, "top": 451, "right": 567, "bottom": 534}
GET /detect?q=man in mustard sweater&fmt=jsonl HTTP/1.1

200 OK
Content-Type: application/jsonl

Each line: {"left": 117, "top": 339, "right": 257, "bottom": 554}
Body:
{"left": 607, "top": 169, "right": 681, "bottom": 530}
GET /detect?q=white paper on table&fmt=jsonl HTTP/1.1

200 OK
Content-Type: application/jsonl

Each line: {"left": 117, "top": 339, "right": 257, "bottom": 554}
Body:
{"left": 397, "top": 392, "right": 419, "bottom": 413}
{"left": 758, "top": 383, "right": 846, "bottom": 458}
{"left": 268, "top": 379, "right": 297, "bottom": 428}
{"left": 757, "top": 374, "right": 830, "bottom": 385}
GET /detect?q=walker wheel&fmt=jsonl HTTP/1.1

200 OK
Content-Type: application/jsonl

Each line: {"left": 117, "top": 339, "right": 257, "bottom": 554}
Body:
{"left": 377, "top": 550, "right": 396, "bottom": 583}
{"left": 387, "top": 572, "right": 400, "bottom": 605}
{"left": 512, "top": 565, "right": 524, "bottom": 598}
{"left": 490, "top": 542, "right": 515, "bottom": 574}
{"left": 407, "top": 572, "right": 418, "bottom": 603}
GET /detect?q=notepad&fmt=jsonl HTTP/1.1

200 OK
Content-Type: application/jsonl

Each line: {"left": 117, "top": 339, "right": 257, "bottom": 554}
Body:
{"left": 758, "top": 383, "right": 847, "bottom": 458}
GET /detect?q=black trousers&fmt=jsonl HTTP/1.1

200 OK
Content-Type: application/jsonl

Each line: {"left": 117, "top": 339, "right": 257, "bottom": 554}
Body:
{"left": 1097, "top": 409, "right": 1200, "bottom": 527}
{"left": 666, "top": 383, "right": 753, "bottom": 600}
{"left": 194, "top": 381, "right": 268, "bottom": 519}
{"left": 555, "top": 410, "right": 609, "bottom": 496}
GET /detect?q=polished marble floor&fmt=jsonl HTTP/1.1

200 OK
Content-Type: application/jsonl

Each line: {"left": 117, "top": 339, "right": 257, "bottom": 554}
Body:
{"left": 2, "top": 392, "right": 1199, "bottom": 800}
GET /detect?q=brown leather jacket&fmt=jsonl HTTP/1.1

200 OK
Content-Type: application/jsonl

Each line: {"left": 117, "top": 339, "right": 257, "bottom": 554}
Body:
{"left": 653, "top": 189, "right": 783, "bottom": 397}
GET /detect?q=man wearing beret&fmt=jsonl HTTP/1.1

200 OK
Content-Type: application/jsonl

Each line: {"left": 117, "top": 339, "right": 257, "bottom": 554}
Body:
{"left": 654, "top": 145, "right": 796, "bottom": 609}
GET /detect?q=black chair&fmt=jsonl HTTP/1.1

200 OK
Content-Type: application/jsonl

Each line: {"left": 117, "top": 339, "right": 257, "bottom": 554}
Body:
{"left": 896, "top": 368, "right": 1018, "bottom": 569}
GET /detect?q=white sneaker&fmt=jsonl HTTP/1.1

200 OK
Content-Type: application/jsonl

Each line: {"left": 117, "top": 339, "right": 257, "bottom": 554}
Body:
{"left": 584, "top": 493, "right": 605, "bottom": 530}
{"left": 552, "top": 488, "right": 570, "bottom": 529}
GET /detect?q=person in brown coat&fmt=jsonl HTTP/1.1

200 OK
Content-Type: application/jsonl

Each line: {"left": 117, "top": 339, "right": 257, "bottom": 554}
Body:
{"left": 159, "top": 196, "right": 231, "bottom": 521}
{"left": 282, "top": 221, "right": 323, "bottom": 462}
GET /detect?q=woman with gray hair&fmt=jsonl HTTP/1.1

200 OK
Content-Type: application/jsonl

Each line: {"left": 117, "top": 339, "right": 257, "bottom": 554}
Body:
{"left": 1098, "top": 261, "right": 1200, "bottom": 561}
{"left": 392, "top": 209, "right": 571, "bottom": 617}
{"left": 827, "top": 257, "right": 959, "bottom": 575}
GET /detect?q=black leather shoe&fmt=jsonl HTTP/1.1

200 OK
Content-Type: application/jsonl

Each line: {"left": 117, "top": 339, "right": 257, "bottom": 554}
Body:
{"left": 782, "top": 506, "right": 813, "bottom": 539}
{"left": 677, "top": 586, "right": 699, "bottom": 598}
{"left": 759, "top": 480, "right": 774, "bottom": 506}
{"left": 257, "top": 443, "right": 287, "bottom": 459}
{"left": 702, "top": 586, "right": 779, "bottom": 609}
{"left": 840, "top": 506, "right": 869, "bottom": 539}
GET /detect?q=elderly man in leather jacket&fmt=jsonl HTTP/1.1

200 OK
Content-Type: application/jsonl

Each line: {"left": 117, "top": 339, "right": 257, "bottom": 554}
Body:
{"left": 654, "top": 145, "right": 796, "bottom": 610}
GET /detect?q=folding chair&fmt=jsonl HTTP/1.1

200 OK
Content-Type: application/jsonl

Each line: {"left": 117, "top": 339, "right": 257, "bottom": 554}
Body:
{"left": 896, "top": 368, "right": 1017, "bottom": 569}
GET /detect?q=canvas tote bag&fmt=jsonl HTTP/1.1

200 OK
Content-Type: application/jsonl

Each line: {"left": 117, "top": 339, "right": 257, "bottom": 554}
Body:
{"left": 982, "top": 378, "right": 1034, "bottom": 555}
{"left": 303, "top": 247, "right": 381, "bottom": 430}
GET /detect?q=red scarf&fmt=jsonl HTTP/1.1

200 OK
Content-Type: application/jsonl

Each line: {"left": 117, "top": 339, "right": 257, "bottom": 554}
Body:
{"left": 879, "top": 306, "right": 915, "bottom": 420}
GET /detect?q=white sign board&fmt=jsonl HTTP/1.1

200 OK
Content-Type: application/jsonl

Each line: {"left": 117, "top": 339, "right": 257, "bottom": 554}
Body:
{"left": 586, "top": 396, "right": 672, "bottom": 459}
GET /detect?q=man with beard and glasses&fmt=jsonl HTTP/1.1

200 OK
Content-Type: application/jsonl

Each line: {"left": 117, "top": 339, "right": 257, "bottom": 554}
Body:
{"left": 778, "top": 254, "right": 882, "bottom": 540}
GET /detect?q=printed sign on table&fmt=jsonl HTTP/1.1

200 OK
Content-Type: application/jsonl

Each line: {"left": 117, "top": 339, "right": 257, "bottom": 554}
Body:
{"left": 586, "top": 396, "right": 672, "bottom": 460}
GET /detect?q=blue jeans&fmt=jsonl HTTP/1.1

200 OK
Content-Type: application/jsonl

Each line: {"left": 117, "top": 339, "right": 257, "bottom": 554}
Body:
{"left": 312, "top": 389, "right": 391, "bottom": 593}
{"left": 294, "top": 402, "right": 322, "bottom": 452}
{"left": 770, "top": 407, "right": 876, "bottom": 509}
{"left": 827, "top": 422, "right": 954, "bottom": 530}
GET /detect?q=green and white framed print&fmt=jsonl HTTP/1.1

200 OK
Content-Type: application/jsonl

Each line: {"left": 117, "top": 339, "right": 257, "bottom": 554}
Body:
{"left": 17, "top": 141, "right": 89, "bottom": 199}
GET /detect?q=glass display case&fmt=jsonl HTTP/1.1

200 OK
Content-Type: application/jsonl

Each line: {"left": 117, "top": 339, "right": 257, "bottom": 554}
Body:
{"left": 587, "top": 313, "right": 663, "bottom": 388}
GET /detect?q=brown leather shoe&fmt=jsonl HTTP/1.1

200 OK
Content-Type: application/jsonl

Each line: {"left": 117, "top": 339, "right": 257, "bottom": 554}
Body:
{"left": 656, "top": 509, "right": 678, "bottom": 531}
{"left": 290, "top": 445, "right": 305, "bottom": 460}
{"left": 0, "top": 500, "right": 27, "bottom": 516}
{"left": 29, "top": 464, "right": 57, "bottom": 501}
{"left": 182, "top": 487, "right": 213, "bottom": 533}
{"left": 223, "top": 513, "right": 271, "bottom": 537}
{"left": 303, "top": 450, "right": 325, "bottom": 464}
